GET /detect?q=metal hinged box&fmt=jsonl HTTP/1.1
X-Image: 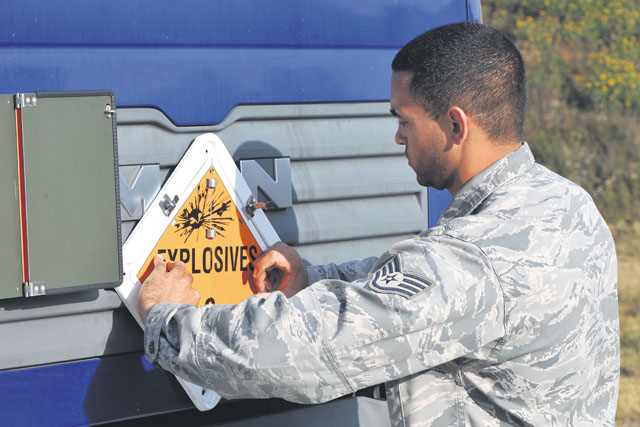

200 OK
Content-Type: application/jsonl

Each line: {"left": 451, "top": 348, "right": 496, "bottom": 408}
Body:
{"left": 0, "top": 91, "right": 122, "bottom": 299}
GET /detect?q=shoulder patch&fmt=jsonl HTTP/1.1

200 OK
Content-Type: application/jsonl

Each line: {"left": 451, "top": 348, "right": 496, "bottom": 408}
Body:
{"left": 368, "top": 256, "right": 434, "bottom": 299}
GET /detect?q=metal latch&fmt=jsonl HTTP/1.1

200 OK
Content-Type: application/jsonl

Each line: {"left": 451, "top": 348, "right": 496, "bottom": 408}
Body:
{"left": 244, "top": 195, "right": 274, "bottom": 218}
{"left": 159, "top": 194, "right": 179, "bottom": 216}
{"left": 23, "top": 281, "right": 46, "bottom": 297}
{"left": 15, "top": 93, "right": 37, "bottom": 109}
{"left": 104, "top": 104, "right": 116, "bottom": 118}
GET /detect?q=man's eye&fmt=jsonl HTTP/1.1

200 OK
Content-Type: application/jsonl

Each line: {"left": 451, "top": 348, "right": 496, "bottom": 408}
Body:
{"left": 399, "top": 121, "right": 408, "bottom": 127}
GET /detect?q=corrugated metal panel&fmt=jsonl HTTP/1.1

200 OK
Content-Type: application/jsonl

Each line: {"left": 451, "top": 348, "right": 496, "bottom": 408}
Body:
{"left": 117, "top": 102, "right": 429, "bottom": 264}
{"left": 296, "top": 234, "right": 416, "bottom": 266}
{"left": 291, "top": 156, "right": 418, "bottom": 202}
{"left": 116, "top": 104, "right": 402, "bottom": 165}
{"left": 273, "top": 195, "right": 425, "bottom": 245}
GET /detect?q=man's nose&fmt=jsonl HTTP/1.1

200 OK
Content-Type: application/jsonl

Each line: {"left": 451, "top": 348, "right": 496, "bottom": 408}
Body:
{"left": 395, "top": 127, "right": 406, "bottom": 146}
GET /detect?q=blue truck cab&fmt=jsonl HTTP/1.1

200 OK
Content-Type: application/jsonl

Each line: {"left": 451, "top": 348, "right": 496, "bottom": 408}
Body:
{"left": 0, "top": 1, "right": 481, "bottom": 425}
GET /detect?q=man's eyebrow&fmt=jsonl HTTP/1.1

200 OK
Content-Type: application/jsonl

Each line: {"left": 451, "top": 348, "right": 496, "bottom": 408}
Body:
{"left": 390, "top": 108, "right": 407, "bottom": 120}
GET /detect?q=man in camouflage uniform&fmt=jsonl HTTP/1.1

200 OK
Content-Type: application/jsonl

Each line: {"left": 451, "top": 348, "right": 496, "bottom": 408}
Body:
{"left": 140, "top": 23, "right": 619, "bottom": 425}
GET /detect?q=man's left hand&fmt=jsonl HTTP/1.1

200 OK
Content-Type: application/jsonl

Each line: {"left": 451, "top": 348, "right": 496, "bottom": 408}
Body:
{"left": 243, "top": 241, "right": 309, "bottom": 298}
{"left": 139, "top": 255, "right": 201, "bottom": 325}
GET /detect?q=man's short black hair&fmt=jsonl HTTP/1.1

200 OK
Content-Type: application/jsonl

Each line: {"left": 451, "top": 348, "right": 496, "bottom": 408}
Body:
{"left": 392, "top": 22, "right": 526, "bottom": 143}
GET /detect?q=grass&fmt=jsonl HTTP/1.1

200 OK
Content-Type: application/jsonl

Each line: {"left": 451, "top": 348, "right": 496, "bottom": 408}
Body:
{"left": 612, "top": 222, "right": 640, "bottom": 424}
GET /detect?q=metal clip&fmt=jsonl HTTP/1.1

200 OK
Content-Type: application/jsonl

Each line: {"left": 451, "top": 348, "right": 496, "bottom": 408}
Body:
{"left": 159, "top": 194, "right": 179, "bottom": 216}
{"left": 104, "top": 104, "right": 116, "bottom": 118}
{"left": 244, "top": 195, "right": 274, "bottom": 218}
{"left": 23, "top": 281, "right": 46, "bottom": 297}
{"left": 15, "top": 93, "right": 37, "bottom": 109}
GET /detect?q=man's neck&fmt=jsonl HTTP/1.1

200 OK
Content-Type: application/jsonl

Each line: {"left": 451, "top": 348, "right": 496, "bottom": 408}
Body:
{"left": 449, "top": 140, "right": 521, "bottom": 196}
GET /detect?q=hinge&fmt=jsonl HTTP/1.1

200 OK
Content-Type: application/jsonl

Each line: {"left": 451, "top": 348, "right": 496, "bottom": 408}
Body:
{"left": 159, "top": 194, "right": 179, "bottom": 216}
{"left": 23, "top": 281, "right": 46, "bottom": 297}
{"left": 15, "top": 93, "right": 37, "bottom": 109}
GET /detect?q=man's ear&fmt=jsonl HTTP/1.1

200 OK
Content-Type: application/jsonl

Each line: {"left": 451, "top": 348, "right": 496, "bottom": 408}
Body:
{"left": 447, "top": 106, "right": 469, "bottom": 144}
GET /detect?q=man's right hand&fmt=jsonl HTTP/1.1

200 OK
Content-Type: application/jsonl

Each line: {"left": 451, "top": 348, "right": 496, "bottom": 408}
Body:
{"left": 244, "top": 241, "right": 309, "bottom": 298}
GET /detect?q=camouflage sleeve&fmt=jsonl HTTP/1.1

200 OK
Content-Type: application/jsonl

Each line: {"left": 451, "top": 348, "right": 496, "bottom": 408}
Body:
{"left": 145, "top": 234, "right": 504, "bottom": 404}
{"left": 306, "top": 256, "right": 378, "bottom": 284}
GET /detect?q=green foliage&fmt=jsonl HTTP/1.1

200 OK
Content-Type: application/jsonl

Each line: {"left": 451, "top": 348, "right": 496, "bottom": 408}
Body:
{"left": 485, "top": 0, "right": 640, "bottom": 111}
{"left": 483, "top": 0, "right": 640, "bottom": 224}
{"left": 525, "top": 106, "right": 640, "bottom": 224}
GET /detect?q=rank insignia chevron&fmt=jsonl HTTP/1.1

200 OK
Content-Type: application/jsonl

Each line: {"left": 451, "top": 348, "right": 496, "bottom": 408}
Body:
{"left": 369, "top": 256, "right": 434, "bottom": 299}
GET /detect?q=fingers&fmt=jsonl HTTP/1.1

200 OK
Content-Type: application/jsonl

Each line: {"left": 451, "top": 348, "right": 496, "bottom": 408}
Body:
{"left": 181, "top": 269, "right": 194, "bottom": 284}
{"left": 242, "top": 265, "right": 259, "bottom": 294}
{"left": 147, "top": 259, "right": 194, "bottom": 292}
{"left": 170, "top": 261, "right": 186, "bottom": 274}
{"left": 252, "top": 250, "right": 291, "bottom": 293}
{"left": 250, "top": 241, "right": 306, "bottom": 296}
{"left": 189, "top": 287, "right": 201, "bottom": 305}
{"left": 153, "top": 254, "right": 166, "bottom": 271}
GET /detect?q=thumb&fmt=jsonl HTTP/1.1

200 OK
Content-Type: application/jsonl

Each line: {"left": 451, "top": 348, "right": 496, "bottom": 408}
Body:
{"left": 153, "top": 255, "right": 166, "bottom": 271}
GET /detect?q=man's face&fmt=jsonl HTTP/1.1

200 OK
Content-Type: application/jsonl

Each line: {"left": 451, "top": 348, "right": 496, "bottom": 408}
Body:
{"left": 390, "top": 71, "right": 454, "bottom": 190}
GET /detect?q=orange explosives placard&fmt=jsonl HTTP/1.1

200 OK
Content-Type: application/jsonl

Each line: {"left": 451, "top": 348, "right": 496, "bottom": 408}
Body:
{"left": 137, "top": 166, "right": 261, "bottom": 305}
{"left": 118, "top": 134, "right": 280, "bottom": 410}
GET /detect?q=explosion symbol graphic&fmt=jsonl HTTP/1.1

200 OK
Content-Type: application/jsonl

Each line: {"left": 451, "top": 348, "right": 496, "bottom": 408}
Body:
{"left": 174, "top": 183, "right": 233, "bottom": 243}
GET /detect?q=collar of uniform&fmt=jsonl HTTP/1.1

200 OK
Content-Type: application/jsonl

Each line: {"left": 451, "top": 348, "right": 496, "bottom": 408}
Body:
{"left": 439, "top": 142, "right": 535, "bottom": 221}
